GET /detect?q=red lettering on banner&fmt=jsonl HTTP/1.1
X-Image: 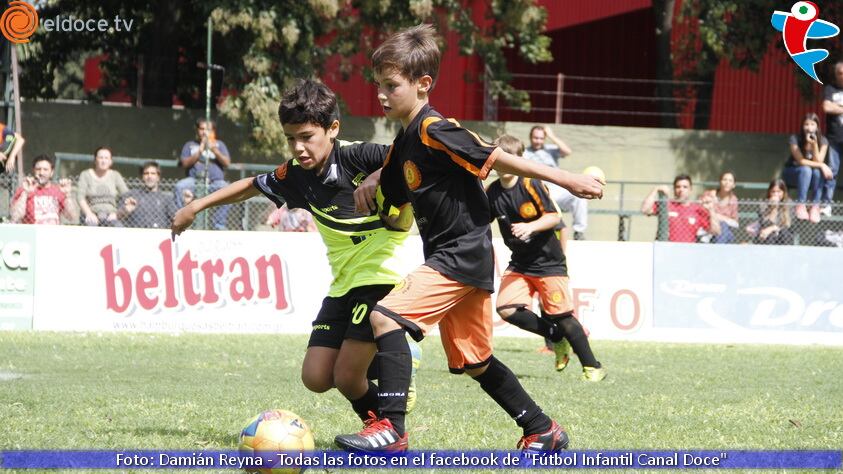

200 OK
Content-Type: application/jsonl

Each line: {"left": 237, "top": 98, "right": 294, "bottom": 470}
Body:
{"left": 99, "top": 240, "right": 291, "bottom": 314}
{"left": 159, "top": 240, "right": 178, "bottom": 308}
{"left": 177, "top": 250, "right": 201, "bottom": 306}
{"left": 101, "top": 245, "right": 131, "bottom": 312}
{"left": 136, "top": 265, "right": 158, "bottom": 310}
{"left": 200, "top": 259, "right": 224, "bottom": 304}
{"left": 610, "top": 289, "right": 640, "bottom": 330}
{"left": 229, "top": 257, "right": 254, "bottom": 301}
{"left": 573, "top": 288, "right": 597, "bottom": 317}
{"left": 255, "top": 255, "right": 288, "bottom": 309}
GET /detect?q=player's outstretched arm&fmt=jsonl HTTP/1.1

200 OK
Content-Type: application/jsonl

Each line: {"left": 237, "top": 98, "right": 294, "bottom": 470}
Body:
{"left": 492, "top": 151, "right": 604, "bottom": 200}
{"left": 171, "top": 177, "right": 260, "bottom": 239}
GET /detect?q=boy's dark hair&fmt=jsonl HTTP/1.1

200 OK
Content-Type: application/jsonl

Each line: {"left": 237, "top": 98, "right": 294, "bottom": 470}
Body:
{"left": 278, "top": 79, "right": 339, "bottom": 129}
{"left": 32, "top": 154, "right": 54, "bottom": 169}
{"left": 494, "top": 134, "right": 524, "bottom": 157}
{"left": 372, "top": 24, "right": 440, "bottom": 86}
{"left": 674, "top": 174, "right": 692, "bottom": 186}
{"left": 140, "top": 160, "right": 160, "bottom": 175}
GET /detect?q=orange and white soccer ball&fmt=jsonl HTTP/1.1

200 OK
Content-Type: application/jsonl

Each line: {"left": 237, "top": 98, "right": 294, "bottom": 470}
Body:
{"left": 238, "top": 409, "right": 315, "bottom": 474}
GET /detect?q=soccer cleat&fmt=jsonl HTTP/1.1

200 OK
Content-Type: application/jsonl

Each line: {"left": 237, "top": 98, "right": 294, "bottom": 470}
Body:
{"left": 334, "top": 411, "right": 408, "bottom": 452}
{"left": 552, "top": 339, "right": 571, "bottom": 371}
{"left": 407, "top": 339, "right": 422, "bottom": 413}
{"left": 582, "top": 365, "right": 607, "bottom": 382}
{"left": 517, "top": 421, "right": 570, "bottom": 452}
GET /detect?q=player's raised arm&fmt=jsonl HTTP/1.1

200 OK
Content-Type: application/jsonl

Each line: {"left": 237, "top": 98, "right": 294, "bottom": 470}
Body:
{"left": 171, "top": 176, "right": 261, "bottom": 239}
{"left": 492, "top": 151, "right": 604, "bottom": 200}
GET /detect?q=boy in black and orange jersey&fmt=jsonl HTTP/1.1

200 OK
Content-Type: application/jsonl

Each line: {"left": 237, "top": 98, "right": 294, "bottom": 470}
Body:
{"left": 487, "top": 135, "right": 605, "bottom": 382}
{"left": 334, "top": 25, "right": 604, "bottom": 453}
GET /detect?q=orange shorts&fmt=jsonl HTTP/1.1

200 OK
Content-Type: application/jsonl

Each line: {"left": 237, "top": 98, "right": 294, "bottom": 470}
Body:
{"left": 374, "top": 265, "right": 493, "bottom": 373}
{"left": 496, "top": 270, "right": 573, "bottom": 316}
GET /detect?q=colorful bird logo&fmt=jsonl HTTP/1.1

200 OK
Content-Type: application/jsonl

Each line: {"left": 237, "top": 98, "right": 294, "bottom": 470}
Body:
{"left": 771, "top": 1, "right": 840, "bottom": 83}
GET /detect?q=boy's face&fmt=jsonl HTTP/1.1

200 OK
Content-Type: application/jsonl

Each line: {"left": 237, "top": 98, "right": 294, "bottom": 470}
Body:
{"left": 283, "top": 121, "right": 339, "bottom": 171}
{"left": 373, "top": 69, "right": 430, "bottom": 122}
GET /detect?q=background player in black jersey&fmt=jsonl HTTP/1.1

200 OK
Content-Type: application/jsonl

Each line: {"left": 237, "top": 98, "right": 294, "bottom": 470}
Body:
{"left": 171, "top": 79, "right": 420, "bottom": 426}
{"left": 487, "top": 135, "right": 606, "bottom": 382}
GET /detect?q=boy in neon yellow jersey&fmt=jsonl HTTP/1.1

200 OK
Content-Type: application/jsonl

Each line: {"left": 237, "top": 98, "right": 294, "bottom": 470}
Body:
{"left": 172, "top": 79, "right": 420, "bottom": 421}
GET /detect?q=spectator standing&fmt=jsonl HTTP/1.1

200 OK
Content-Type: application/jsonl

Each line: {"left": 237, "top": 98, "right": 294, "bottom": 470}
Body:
{"left": 641, "top": 174, "right": 721, "bottom": 243}
{"left": 77, "top": 147, "right": 128, "bottom": 227}
{"left": 119, "top": 161, "right": 177, "bottom": 229}
{"left": 10, "top": 154, "right": 77, "bottom": 224}
{"left": 523, "top": 125, "right": 589, "bottom": 240}
{"left": 748, "top": 179, "right": 793, "bottom": 246}
{"left": 175, "top": 118, "right": 231, "bottom": 229}
{"left": 782, "top": 113, "right": 831, "bottom": 223}
{"left": 710, "top": 171, "right": 739, "bottom": 243}
{"left": 821, "top": 61, "right": 843, "bottom": 216}
{"left": 0, "top": 123, "right": 25, "bottom": 174}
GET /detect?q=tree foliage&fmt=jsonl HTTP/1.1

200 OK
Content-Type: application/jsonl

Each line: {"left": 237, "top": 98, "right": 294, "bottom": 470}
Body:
{"left": 21, "top": 0, "right": 552, "bottom": 159}
{"left": 673, "top": 0, "right": 843, "bottom": 129}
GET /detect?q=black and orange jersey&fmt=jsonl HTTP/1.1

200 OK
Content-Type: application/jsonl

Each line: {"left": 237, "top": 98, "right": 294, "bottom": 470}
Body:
{"left": 486, "top": 177, "right": 567, "bottom": 277}
{"left": 380, "top": 104, "right": 501, "bottom": 291}
{"left": 253, "top": 139, "right": 408, "bottom": 297}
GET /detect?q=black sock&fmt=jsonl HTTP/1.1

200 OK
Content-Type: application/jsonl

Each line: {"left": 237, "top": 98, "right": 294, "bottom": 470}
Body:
{"left": 502, "top": 307, "right": 562, "bottom": 341}
{"left": 473, "top": 356, "right": 552, "bottom": 435}
{"left": 555, "top": 314, "right": 600, "bottom": 368}
{"left": 349, "top": 381, "right": 379, "bottom": 422}
{"left": 375, "top": 329, "right": 411, "bottom": 436}
{"left": 366, "top": 359, "right": 379, "bottom": 381}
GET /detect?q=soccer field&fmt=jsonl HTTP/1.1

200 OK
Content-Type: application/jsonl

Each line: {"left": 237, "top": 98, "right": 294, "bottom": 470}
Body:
{"left": 0, "top": 332, "right": 841, "bottom": 473}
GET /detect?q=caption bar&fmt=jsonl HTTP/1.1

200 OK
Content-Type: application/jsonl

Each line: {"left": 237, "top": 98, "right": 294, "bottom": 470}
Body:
{"left": 1, "top": 450, "right": 840, "bottom": 469}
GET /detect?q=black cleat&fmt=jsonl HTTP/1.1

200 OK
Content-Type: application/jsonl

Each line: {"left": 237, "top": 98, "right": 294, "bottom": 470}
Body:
{"left": 517, "top": 421, "right": 570, "bottom": 452}
{"left": 334, "top": 411, "right": 408, "bottom": 452}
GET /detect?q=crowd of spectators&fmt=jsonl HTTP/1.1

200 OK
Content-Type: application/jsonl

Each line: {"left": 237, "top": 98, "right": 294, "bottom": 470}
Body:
{"left": 3, "top": 63, "right": 843, "bottom": 242}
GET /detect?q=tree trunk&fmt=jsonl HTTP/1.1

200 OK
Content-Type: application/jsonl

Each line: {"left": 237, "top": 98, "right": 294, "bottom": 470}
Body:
{"left": 142, "top": 0, "right": 180, "bottom": 107}
{"left": 693, "top": 45, "right": 717, "bottom": 130}
{"left": 653, "top": 0, "right": 677, "bottom": 128}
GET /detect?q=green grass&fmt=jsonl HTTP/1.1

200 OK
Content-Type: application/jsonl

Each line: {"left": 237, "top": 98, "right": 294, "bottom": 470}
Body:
{"left": 0, "top": 332, "right": 841, "bottom": 473}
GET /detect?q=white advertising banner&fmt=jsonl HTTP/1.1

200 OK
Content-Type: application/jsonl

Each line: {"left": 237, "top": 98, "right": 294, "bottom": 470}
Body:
{"left": 32, "top": 226, "right": 422, "bottom": 333}
{"left": 490, "top": 240, "right": 654, "bottom": 341}
{"left": 25, "top": 225, "right": 839, "bottom": 345}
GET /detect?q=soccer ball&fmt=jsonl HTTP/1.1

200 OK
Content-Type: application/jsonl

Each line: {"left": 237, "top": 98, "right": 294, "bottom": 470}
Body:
{"left": 238, "top": 409, "right": 315, "bottom": 474}
{"left": 583, "top": 165, "right": 606, "bottom": 183}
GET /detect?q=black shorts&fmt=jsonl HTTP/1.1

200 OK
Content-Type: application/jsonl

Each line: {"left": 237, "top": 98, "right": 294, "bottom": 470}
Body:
{"left": 307, "top": 284, "right": 394, "bottom": 349}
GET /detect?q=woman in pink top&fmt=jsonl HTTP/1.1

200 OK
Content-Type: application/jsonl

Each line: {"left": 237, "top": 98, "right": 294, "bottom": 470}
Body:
{"left": 710, "top": 171, "right": 739, "bottom": 243}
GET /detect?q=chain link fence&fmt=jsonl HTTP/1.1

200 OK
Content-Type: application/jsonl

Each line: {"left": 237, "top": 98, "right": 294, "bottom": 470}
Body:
{"left": 0, "top": 174, "right": 285, "bottom": 232}
{"left": 2, "top": 172, "right": 843, "bottom": 247}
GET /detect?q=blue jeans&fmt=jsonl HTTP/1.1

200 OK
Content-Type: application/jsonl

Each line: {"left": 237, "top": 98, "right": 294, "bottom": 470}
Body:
{"left": 712, "top": 223, "right": 734, "bottom": 244}
{"left": 782, "top": 165, "right": 821, "bottom": 203}
{"left": 822, "top": 143, "right": 841, "bottom": 203}
{"left": 175, "top": 177, "right": 230, "bottom": 229}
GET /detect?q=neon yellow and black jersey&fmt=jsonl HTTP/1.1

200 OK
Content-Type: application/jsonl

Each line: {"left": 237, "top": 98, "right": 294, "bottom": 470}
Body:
{"left": 253, "top": 140, "right": 408, "bottom": 297}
